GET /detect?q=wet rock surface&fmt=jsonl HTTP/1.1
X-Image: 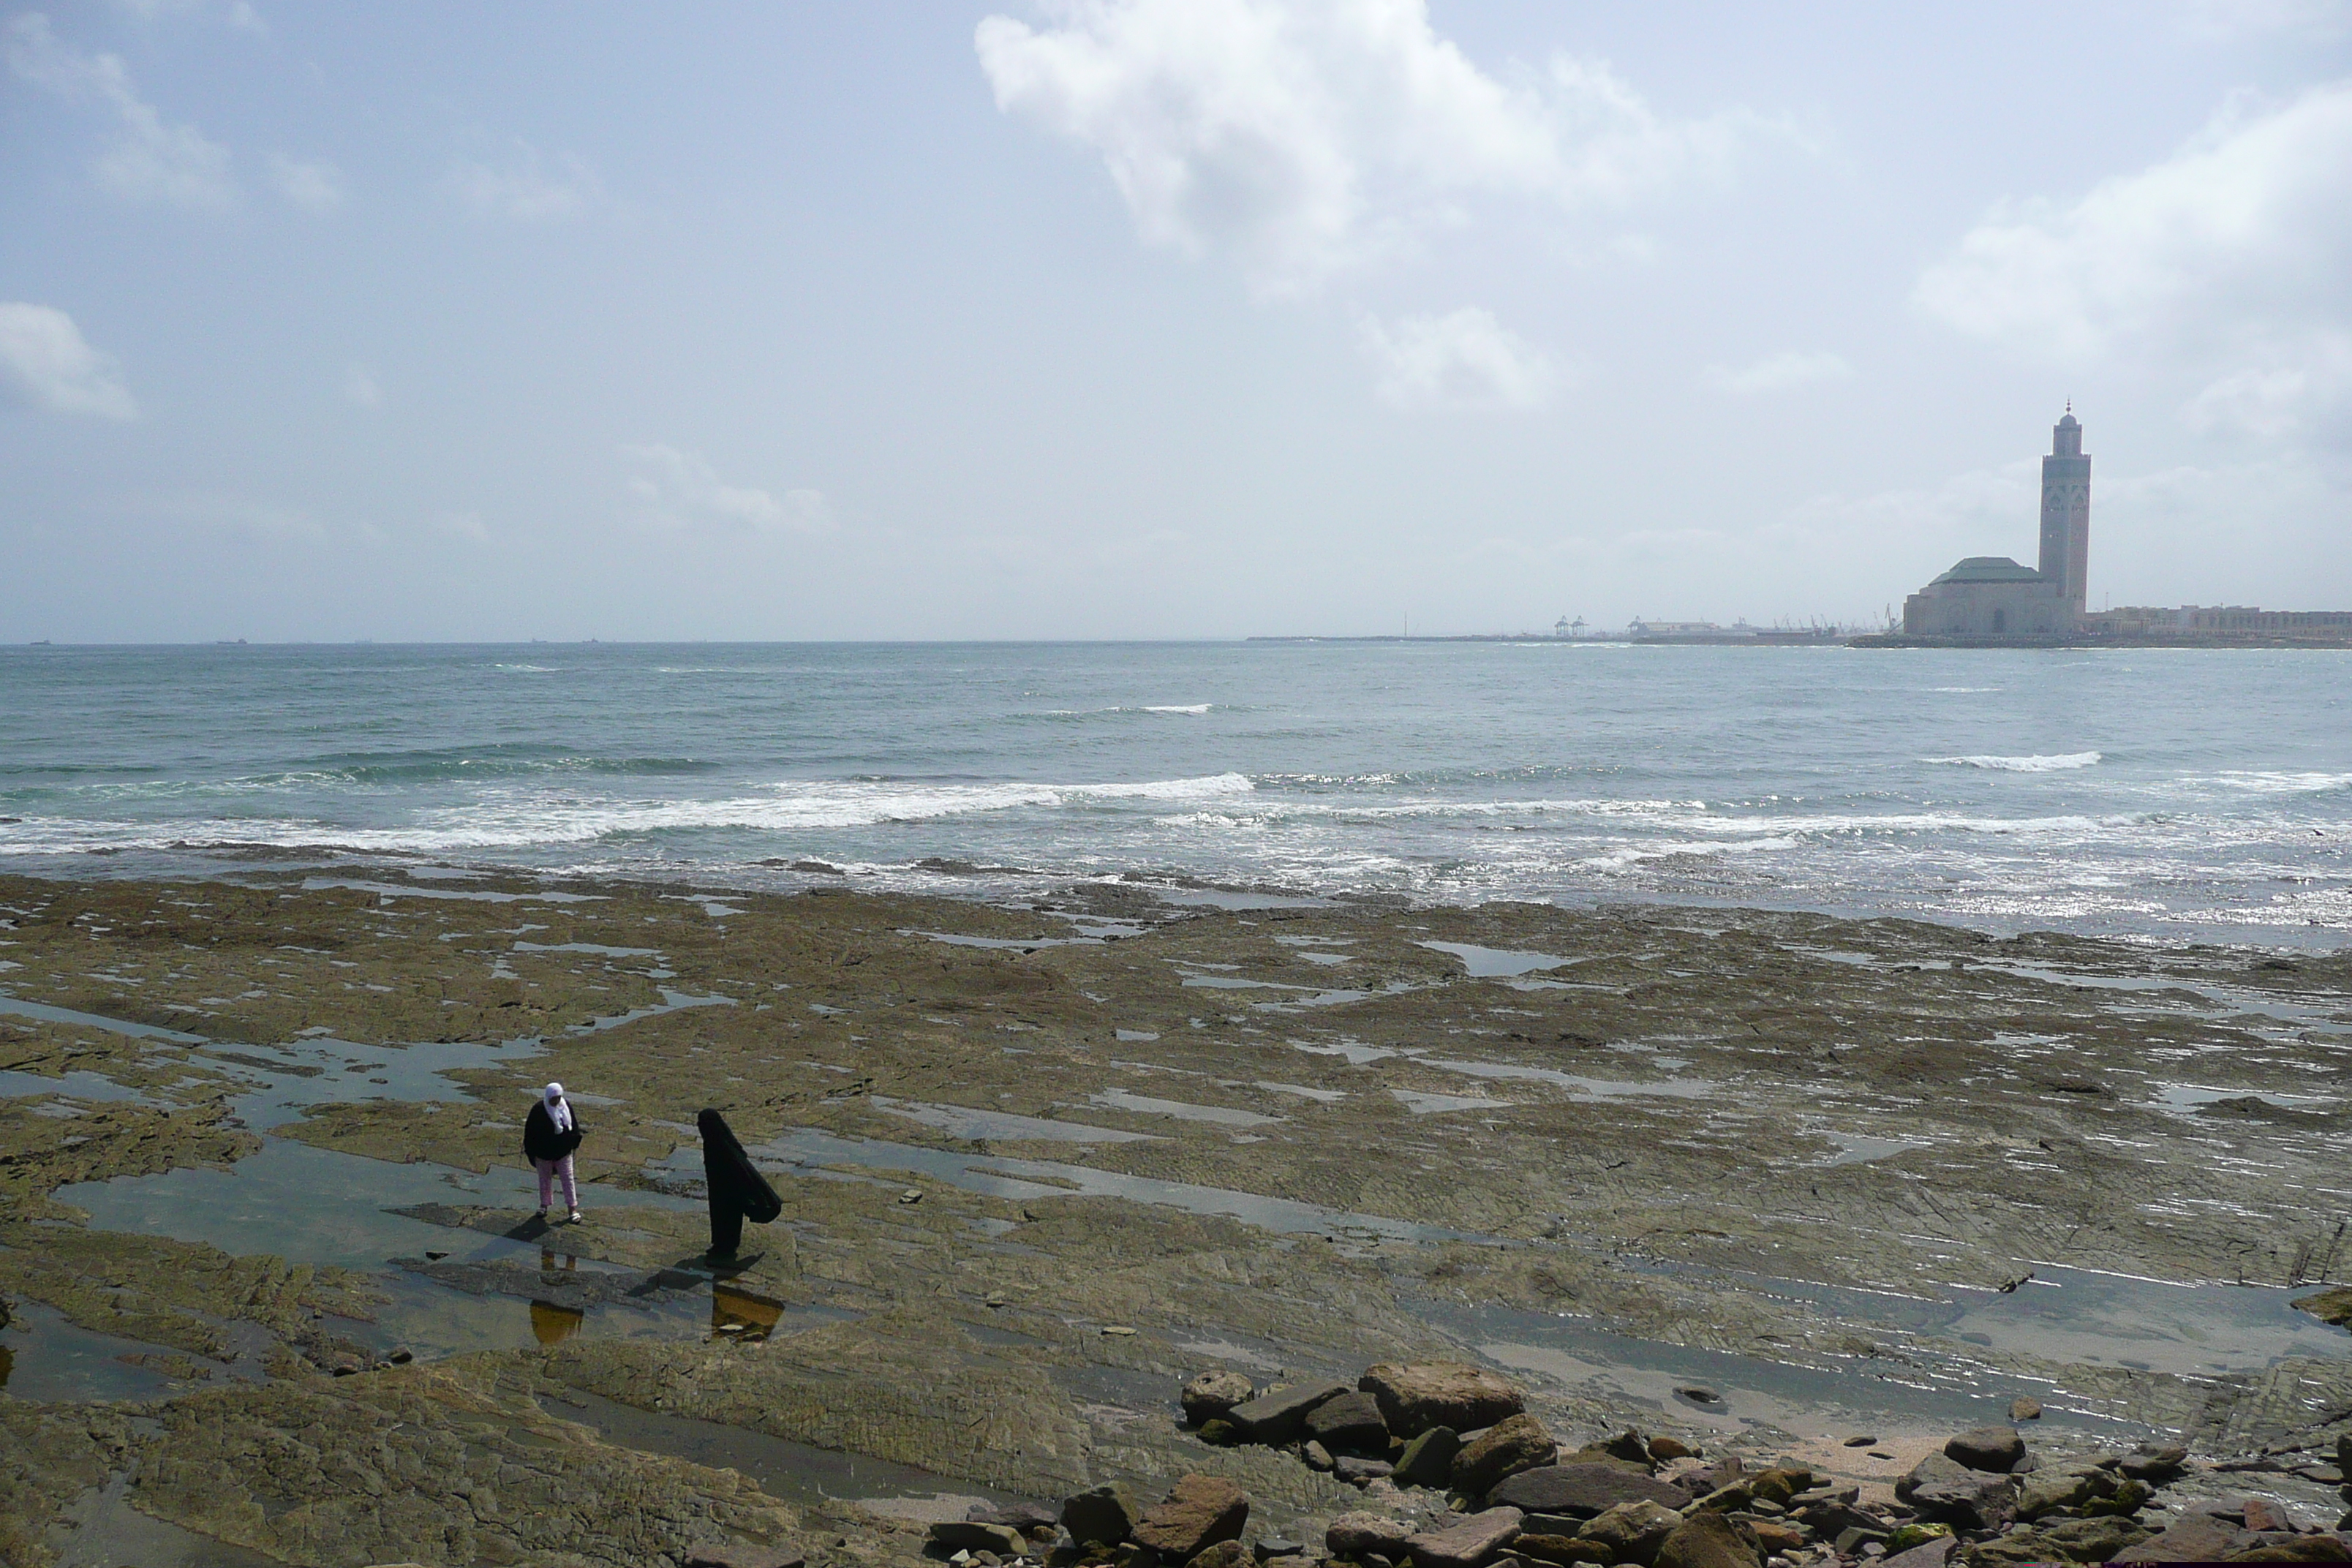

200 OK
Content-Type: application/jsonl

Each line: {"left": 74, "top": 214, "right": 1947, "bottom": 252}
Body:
{"left": 0, "top": 871, "right": 2350, "bottom": 1566}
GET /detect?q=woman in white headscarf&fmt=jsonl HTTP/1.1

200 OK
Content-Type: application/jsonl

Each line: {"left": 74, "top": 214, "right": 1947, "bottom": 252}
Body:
{"left": 522, "top": 1082, "right": 586, "bottom": 1224}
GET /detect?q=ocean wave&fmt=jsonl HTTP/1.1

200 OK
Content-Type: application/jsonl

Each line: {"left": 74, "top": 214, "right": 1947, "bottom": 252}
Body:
{"left": 1141, "top": 704, "right": 1210, "bottom": 715}
{"left": 0, "top": 772, "right": 1259, "bottom": 856}
{"left": 2204, "top": 770, "right": 2352, "bottom": 796}
{"left": 491, "top": 663, "right": 559, "bottom": 673}
{"left": 1925, "top": 751, "right": 2103, "bottom": 772}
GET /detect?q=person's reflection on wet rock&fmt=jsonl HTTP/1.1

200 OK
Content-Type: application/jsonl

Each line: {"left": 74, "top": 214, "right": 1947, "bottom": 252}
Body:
{"left": 697, "top": 1107, "right": 782, "bottom": 1261}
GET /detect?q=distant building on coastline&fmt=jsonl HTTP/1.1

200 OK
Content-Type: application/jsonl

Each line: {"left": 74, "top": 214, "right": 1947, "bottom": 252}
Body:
{"left": 1902, "top": 409, "right": 2088, "bottom": 638}
{"left": 1875, "top": 406, "right": 2352, "bottom": 647}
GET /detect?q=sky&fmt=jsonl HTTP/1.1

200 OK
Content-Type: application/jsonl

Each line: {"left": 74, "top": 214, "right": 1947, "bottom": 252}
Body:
{"left": 3, "top": 0, "right": 2349, "bottom": 641}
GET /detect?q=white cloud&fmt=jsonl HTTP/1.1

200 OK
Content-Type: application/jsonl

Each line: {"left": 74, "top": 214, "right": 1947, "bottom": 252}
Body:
{"left": 268, "top": 154, "right": 345, "bottom": 212}
{"left": 976, "top": 0, "right": 1786, "bottom": 295}
{"left": 341, "top": 363, "right": 380, "bottom": 407}
{"left": 1703, "top": 350, "right": 1852, "bottom": 396}
{"left": 1357, "top": 306, "right": 1558, "bottom": 410}
{"left": 1916, "top": 83, "right": 2352, "bottom": 443}
{"left": 0, "top": 301, "right": 139, "bottom": 419}
{"left": 110, "top": 0, "right": 266, "bottom": 31}
{"left": 620, "top": 445, "right": 834, "bottom": 535}
{"left": 2173, "top": 0, "right": 2348, "bottom": 39}
{"left": 449, "top": 144, "right": 606, "bottom": 222}
{"left": 5, "top": 12, "right": 237, "bottom": 209}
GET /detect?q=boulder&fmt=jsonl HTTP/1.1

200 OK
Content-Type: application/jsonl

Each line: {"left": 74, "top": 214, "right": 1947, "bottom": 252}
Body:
{"left": 2010, "top": 1397, "right": 2043, "bottom": 1422}
{"left": 1064, "top": 1482, "right": 1142, "bottom": 1547}
{"left": 2118, "top": 1443, "right": 2187, "bottom": 1482}
{"left": 2016, "top": 1465, "right": 2108, "bottom": 1520}
{"left": 970, "top": 1501, "right": 1060, "bottom": 1533}
{"left": 1652, "top": 1512, "right": 1761, "bottom": 1568}
{"left": 1183, "top": 1371, "right": 1256, "bottom": 1426}
{"left": 1454, "top": 1414, "right": 1557, "bottom": 1498}
{"left": 1746, "top": 1519, "right": 1808, "bottom": 1556}
{"left": 1303, "top": 1441, "right": 1335, "bottom": 1472}
{"left": 2035, "top": 1515, "right": 2152, "bottom": 1561}
{"left": 1945, "top": 1425, "right": 2026, "bottom": 1474}
{"left": 2081, "top": 1477, "right": 2152, "bottom": 1516}
{"left": 1746, "top": 1467, "right": 1811, "bottom": 1507}
{"left": 2223, "top": 1539, "right": 2352, "bottom": 1563}
{"left": 1404, "top": 1507, "right": 1524, "bottom": 1568}
{"left": 1879, "top": 1539, "right": 1956, "bottom": 1568}
{"left": 2294, "top": 1286, "right": 2352, "bottom": 1328}
{"left": 1133, "top": 1476, "right": 1251, "bottom": 1561}
{"left": 1512, "top": 1534, "right": 1610, "bottom": 1566}
{"left": 1648, "top": 1436, "right": 1695, "bottom": 1463}
{"left": 1196, "top": 1419, "right": 1243, "bottom": 1447}
{"left": 930, "top": 1522, "right": 1027, "bottom": 1556}
{"left": 1899, "top": 1453, "right": 2016, "bottom": 1531}
{"left": 1395, "top": 1426, "right": 1463, "bottom": 1488}
{"left": 1252, "top": 1539, "right": 1302, "bottom": 1562}
{"left": 1186, "top": 1542, "right": 1248, "bottom": 1568}
{"left": 1577, "top": 1499, "right": 1683, "bottom": 1567}
{"left": 1488, "top": 1464, "right": 1689, "bottom": 1520}
{"left": 686, "top": 1550, "right": 805, "bottom": 1568}
{"left": 1226, "top": 1381, "right": 1352, "bottom": 1444}
{"left": 1335, "top": 1457, "right": 1394, "bottom": 1485}
{"left": 1307, "top": 1390, "right": 1392, "bottom": 1454}
{"left": 2110, "top": 1518, "right": 2244, "bottom": 1562}
{"left": 1359, "top": 1362, "right": 1526, "bottom": 1438}
{"left": 2244, "top": 1499, "right": 2295, "bottom": 1534}
{"left": 1326, "top": 1512, "right": 1418, "bottom": 1560}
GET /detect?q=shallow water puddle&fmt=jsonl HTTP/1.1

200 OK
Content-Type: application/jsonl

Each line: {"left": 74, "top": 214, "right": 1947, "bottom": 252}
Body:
{"left": 1392, "top": 1088, "right": 1512, "bottom": 1115}
{"left": 0, "top": 992, "right": 206, "bottom": 1041}
{"left": 0, "top": 1298, "right": 196, "bottom": 1403}
{"left": 49, "top": 1469, "right": 287, "bottom": 1568}
{"left": 1423, "top": 1055, "right": 1720, "bottom": 1101}
{"left": 0, "top": 1068, "right": 162, "bottom": 1104}
{"left": 725, "top": 1126, "right": 1477, "bottom": 1243}
{"left": 869, "top": 1096, "right": 1157, "bottom": 1143}
{"left": 1419, "top": 941, "right": 1579, "bottom": 977}
{"left": 1087, "top": 1088, "right": 1282, "bottom": 1126}
{"left": 538, "top": 1385, "right": 1041, "bottom": 1515}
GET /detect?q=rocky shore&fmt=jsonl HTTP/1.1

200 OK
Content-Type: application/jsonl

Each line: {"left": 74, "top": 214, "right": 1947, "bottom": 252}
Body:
{"left": 935, "top": 1362, "right": 2352, "bottom": 1567}
{"left": 0, "top": 868, "right": 2346, "bottom": 1567}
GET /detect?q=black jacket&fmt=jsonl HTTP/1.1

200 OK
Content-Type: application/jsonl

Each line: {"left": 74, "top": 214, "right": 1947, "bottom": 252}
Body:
{"left": 523, "top": 1100, "right": 584, "bottom": 1163}
{"left": 698, "top": 1108, "right": 782, "bottom": 1223}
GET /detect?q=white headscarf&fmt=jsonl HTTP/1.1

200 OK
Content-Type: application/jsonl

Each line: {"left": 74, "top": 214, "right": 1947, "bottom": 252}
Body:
{"left": 543, "top": 1082, "right": 573, "bottom": 1134}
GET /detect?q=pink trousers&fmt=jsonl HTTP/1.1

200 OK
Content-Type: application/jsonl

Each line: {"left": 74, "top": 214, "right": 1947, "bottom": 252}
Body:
{"left": 534, "top": 1156, "right": 577, "bottom": 1212}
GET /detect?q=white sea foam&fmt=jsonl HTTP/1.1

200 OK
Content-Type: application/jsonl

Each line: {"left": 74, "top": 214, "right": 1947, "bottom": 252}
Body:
{"left": 1141, "top": 704, "right": 1211, "bottom": 715}
{"left": 0, "top": 772, "right": 1258, "bottom": 856}
{"left": 1925, "top": 751, "right": 2103, "bottom": 772}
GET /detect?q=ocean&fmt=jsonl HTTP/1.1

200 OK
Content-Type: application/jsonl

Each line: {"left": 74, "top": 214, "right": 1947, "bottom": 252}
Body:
{"left": 1, "top": 639, "right": 2346, "bottom": 948}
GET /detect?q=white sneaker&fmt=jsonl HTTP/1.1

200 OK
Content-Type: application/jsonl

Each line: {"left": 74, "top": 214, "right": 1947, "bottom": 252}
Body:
{"left": 565, "top": 1210, "right": 583, "bottom": 1224}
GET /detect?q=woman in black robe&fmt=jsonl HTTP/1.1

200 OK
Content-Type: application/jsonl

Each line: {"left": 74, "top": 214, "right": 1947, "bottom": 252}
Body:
{"left": 697, "top": 1107, "right": 783, "bottom": 1259}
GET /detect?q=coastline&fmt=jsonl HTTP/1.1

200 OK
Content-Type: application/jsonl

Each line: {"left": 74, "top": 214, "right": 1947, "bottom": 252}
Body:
{"left": 2, "top": 864, "right": 2348, "bottom": 1562}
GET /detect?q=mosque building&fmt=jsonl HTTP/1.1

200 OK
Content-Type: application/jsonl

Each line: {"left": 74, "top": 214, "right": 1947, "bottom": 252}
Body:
{"left": 1901, "top": 408, "right": 2089, "bottom": 638}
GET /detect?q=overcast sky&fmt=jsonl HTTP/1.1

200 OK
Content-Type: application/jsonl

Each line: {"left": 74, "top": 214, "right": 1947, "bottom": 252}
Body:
{"left": 4, "top": 1, "right": 2348, "bottom": 641}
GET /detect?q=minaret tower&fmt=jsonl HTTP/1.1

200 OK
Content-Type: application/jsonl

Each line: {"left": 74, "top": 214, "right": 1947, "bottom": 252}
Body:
{"left": 2038, "top": 405, "right": 2091, "bottom": 622}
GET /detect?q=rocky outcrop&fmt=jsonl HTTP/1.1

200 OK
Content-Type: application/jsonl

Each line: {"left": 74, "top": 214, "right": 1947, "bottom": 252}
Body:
{"left": 1131, "top": 1475, "right": 1251, "bottom": 1561}
{"left": 1183, "top": 1371, "right": 1256, "bottom": 1428}
{"left": 1403, "top": 1507, "right": 1523, "bottom": 1568}
{"left": 1450, "top": 1412, "right": 1555, "bottom": 1498}
{"left": 1488, "top": 1463, "right": 1689, "bottom": 1518}
{"left": 1226, "top": 1382, "right": 1351, "bottom": 1445}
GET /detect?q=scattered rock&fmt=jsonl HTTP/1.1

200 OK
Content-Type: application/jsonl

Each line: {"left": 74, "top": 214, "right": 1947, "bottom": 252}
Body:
{"left": 685, "top": 1550, "right": 805, "bottom": 1568}
{"left": 931, "top": 1522, "right": 1028, "bottom": 1556}
{"left": 1335, "top": 1456, "right": 1393, "bottom": 1485}
{"left": 970, "top": 1501, "right": 1060, "bottom": 1533}
{"left": 1488, "top": 1464, "right": 1689, "bottom": 1519}
{"left": 2245, "top": 1499, "right": 2296, "bottom": 1534}
{"left": 1652, "top": 1510, "right": 1761, "bottom": 1568}
{"left": 1746, "top": 1467, "right": 1812, "bottom": 1507}
{"left": 2111, "top": 1518, "right": 2242, "bottom": 1561}
{"left": 1064, "top": 1482, "right": 1141, "bottom": 1548}
{"left": 1359, "top": 1362, "right": 1526, "bottom": 1438}
{"left": 2009, "top": 1397, "right": 2042, "bottom": 1422}
{"left": 1404, "top": 1505, "right": 1524, "bottom": 1568}
{"left": 1844, "top": 1436, "right": 1880, "bottom": 1448}
{"left": 1183, "top": 1371, "right": 1256, "bottom": 1427}
{"left": 1394, "top": 1425, "right": 1463, "bottom": 1488}
{"left": 1512, "top": 1533, "right": 1610, "bottom": 1566}
{"left": 1898, "top": 1453, "right": 2016, "bottom": 1531}
{"left": 1648, "top": 1436, "right": 1694, "bottom": 1463}
{"left": 1746, "top": 1518, "right": 1808, "bottom": 1556}
{"left": 1226, "top": 1380, "right": 1352, "bottom": 1444}
{"left": 1878, "top": 1538, "right": 1956, "bottom": 1568}
{"left": 1186, "top": 1540, "right": 1247, "bottom": 1568}
{"left": 1196, "top": 1418, "right": 1243, "bottom": 1447}
{"left": 2015, "top": 1464, "right": 2109, "bottom": 1520}
{"left": 1326, "top": 1512, "right": 1417, "bottom": 1560}
{"left": 2119, "top": 1444, "right": 2188, "bottom": 1482}
{"left": 1676, "top": 1387, "right": 1722, "bottom": 1406}
{"left": 1303, "top": 1440, "right": 1335, "bottom": 1473}
{"left": 1252, "top": 1538, "right": 1302, "bottom": 1561}
{"left": 1453, "top": 1412, "right": 1556, "bottom": 1498}
{"left": 1578, "top": 1499, "right": 1682, "bottom": 1567}
{"left": 1132, "top": 1475, "right": 1250, "bottom": 1561}
{"left": 1305, "top": 1390, "right": 1391, "bottom": 1454}
{"left": 1944, "top": 1426, "right": 2026, "bottom": 1474}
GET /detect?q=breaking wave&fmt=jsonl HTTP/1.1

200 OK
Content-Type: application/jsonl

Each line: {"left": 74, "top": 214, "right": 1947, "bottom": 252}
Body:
{"left": 1926, "top": 751, "right": 2103, "bottom": 772}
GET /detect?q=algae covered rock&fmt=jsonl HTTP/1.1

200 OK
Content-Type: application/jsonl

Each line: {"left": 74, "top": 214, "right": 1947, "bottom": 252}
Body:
{"left": 1452, "top": 1411, "right": 1555, "bottom": 1497}
{"left": 1324, "top": 1511, "right": 1417, "bottom": 1560}
{"left": 1226, "top": 1380, "right": 1350, "bottom": 1444}
{"left": 1305, "top": 1390, "right": 1390, "bottom": 1454}
{"left": 1393, "top": 1425, "right": 1461, "bottom": 1488}
{"left": 1183, "top": 1370, "right": 1256, "bottom": 1427}
{"left": 1488, "top": 1463, "right": 1687, "bottom": 1519}
{"left": 1945, "top": 1425, "right": 2025, "bottom": 1473}
{"left": 1064, "top": 1481, "right": 1142, "bottom": 1548}
{"left": 1577, "top": 1499, "right": 1682, "bottom": 1567}
{"left": 1404, "top": 1505, "right": 1523, "bottom": 1568}
{"left": 1652, "top": 1510, "right": 1761, "bottom": 1568}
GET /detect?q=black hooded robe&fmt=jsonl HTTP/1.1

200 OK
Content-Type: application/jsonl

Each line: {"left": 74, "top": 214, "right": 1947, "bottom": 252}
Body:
{"left": 522, "top": 1099, "right": 584, "bottom": 1164}
{"left": 697, "top": 1107, "right": 782, "bottom": 1257}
